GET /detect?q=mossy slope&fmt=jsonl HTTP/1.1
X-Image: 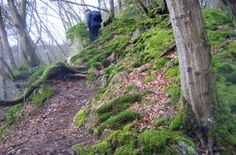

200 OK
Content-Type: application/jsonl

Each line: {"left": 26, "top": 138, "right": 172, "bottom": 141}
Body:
{"left": 69, "top": 9, "right": 236, "bottom": 154}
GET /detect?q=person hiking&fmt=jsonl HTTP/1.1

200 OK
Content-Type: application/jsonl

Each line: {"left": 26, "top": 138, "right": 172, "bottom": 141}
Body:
{"left": 85, "top": 9, "right": 102, "bottom": 41}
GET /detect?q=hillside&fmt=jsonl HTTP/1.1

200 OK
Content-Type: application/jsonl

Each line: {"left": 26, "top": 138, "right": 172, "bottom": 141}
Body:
{"left": 0, "top": 7, "right": 236, "bottom": 155}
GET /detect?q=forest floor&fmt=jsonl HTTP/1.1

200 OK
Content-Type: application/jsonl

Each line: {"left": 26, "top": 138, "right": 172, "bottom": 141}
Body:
{"left": 0, "top": 79, "right": 99, "bottom": 155}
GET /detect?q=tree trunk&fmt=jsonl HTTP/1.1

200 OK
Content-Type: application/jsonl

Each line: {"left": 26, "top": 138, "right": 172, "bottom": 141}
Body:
{"left": 166, "top": 0, "right": 214, "bottom": 127}
{"left": 109, "top": 0, "right": 115, "bottom": 19}
{"left": 7, "top": 0, "right": 41, "bottom": 67}
{"left": 0, "top": 7, "right": 17, "bottom": 68}
{"left": 0, "top": 34, "right": 8, "bottom": 100}
{"left": 118, "top": 0, "right": 122, "bottom": 12}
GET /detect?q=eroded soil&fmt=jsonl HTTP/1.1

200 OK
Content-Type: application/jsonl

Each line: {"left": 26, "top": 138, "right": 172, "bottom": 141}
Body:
{"left": 0, "top": 79, "right": 99, "bottom": 155}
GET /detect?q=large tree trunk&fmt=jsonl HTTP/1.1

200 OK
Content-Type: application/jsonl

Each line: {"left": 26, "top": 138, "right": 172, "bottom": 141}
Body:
{"left": 166, "top": 0, "right": 214, "bottom": 127}
{"left": 0, "top": 7, "right": 17, "bottom": 68}
{"left": 7, "top": 0, "right": 40, "bottom": 67}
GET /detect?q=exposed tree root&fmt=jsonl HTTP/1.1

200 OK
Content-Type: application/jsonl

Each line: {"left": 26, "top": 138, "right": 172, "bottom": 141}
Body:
{"left": 0, "top": 63, "right": 87, "bottom": 107}
{"left": 158, "top": 44, "right": 176, "bottom": 58}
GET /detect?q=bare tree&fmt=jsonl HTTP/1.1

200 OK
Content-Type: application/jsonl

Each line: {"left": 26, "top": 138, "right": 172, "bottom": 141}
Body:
{"left": 0, "top": 6, "right": 16, "bottom": 68}
{"left": 166, "top": 0, "right": 214, "bottom": 150}
{"left": 118, "top": 0, "right": 122, "bottom": 12}
{"left": 7, "top": 0, "right": 40, "bottom": 67}
{"left": 0, "top": 39, "right": 7, "bottom": 100}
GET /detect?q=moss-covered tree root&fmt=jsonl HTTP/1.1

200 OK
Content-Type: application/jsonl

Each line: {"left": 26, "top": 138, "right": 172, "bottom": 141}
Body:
{"left": 0, "top": 62, "right": 87, "bottom": 107}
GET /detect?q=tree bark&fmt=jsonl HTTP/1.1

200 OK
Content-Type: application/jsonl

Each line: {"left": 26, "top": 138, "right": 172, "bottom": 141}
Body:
{"left": 109, "top": 0, "right": 115, "bottom": 19}
{"left": 0, "top": 6, "right": 17, "bottom": 68}
{"left": 7, "top": 0, "right": 41, "bottom": 67}
{"left": 166, "top": 0, "right": 214, "bottom": 127}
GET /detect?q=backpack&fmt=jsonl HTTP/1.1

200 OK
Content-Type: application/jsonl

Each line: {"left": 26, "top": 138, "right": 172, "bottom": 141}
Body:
{"left": 90, "top": 11, "right": 102, "bottom": 28}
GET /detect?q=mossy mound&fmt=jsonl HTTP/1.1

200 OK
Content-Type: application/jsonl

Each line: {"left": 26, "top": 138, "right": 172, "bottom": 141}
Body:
{"left": 74, "top": 108, "right": 86, "bottom": 128}
{"left": 74, "top": 128, "right": 195, "bottom": 155}
{"left": 66, "top": 23, "right": 89, "bottom": 46}
{"left": 94, "top": 94, "right": 142, "bottom": 136}
{"left": 96, "top": 94, "right": 142, "bottom": 115}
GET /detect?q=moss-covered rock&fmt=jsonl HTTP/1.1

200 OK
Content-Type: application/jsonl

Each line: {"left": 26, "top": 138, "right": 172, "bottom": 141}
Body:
{"left": 74, "top": 108, "right": 87, "bottom": 128}
{"left": 96, "top": 94, "right": 142, "bottom": 115}
{"left": 143, "top": 76, "right": 155, "bottom": 83}
{"left": 203, "top": 9, "right": 233, "bottom": 30}
{"left": 103, "top": 110, "right": 140, "bottom": 130}
{"left": 28, "top": 85, "right": 53, "bottom": 107}
{"left": 66, "top": 23, "right": 89, "bottom": 45}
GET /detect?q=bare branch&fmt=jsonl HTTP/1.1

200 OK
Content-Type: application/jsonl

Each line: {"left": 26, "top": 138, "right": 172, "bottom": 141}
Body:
{"left": 50, "top": 0, "right": 109, "bottom": 12}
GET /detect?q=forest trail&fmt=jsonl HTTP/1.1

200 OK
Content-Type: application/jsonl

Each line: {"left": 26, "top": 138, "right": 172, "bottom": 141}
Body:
{"left": 0, "top": 79, "right": 99, "bottom": 155}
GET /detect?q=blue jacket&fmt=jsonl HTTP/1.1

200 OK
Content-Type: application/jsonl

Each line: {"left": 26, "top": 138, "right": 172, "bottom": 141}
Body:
{"left": 86, "top": 11, "right": 102, "bottom": 29}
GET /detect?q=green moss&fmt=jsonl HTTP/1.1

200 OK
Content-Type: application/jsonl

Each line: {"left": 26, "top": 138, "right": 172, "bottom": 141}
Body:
{"left": 124, "top": 84, "right": 140, "bottom": 94}
{"left": 114, "top": 146, "right": 138, "bottom": 155}
{"left": 0, "top": 104, "right": 23, "bottom": 138}
{"left": 96, "top": 94, "right": 142, "bottom": 115}
{"left": 165, "top": 67, "right": 180, "bottom": 78}
{"left": 165, "top": 85, "right": 181, "bottom": 103}
{"left": 138, "top": 129, "right": 195, "bottom": 154}
{"left": 28, "top": 65, "right": 46, "bottom": 84}
{"left": 28, "top": 85, "right": 53, "bottom": 107}
{"left": 39, "top": 62, "right": 64, "bottom": 82}
{"left": 109, "top": 130, "right": 138, "bottom": 147}
{"left": 226, "top": 71, "right": 236, "bottom": 84}
{"left": 87, "top": 68, "right": 95, "bottom": 81}
{"left": 66, "top": 22, "right": 89, "bottom": 45}
{"left": 104, "top": 110, "right": 140, "bottom": 129}
{"left": 73, "top": 144, "right": 91, "bottom": 155}
{"left": 92, "top": 140, "right": 112, "bottom": 155}
{"left": 138, "top": 129, "right": 169, "bottom": 150}
{"left": 143, "top": 76, "right": 155, "bottom": 83}
{"left": 94, "top": 124, "right": 106, "bottom": 137}
{"left": 169, "top": 99, "right": 195, "bottom": 130}
{"left": 12, "top": 67, "right": 32, "bottom": 80}
{"left": 155, "top": 57, "right": 169, "bottom": 69}
{"left": 74, "top": 108, "right": 86, "bottom": 128}
{"left": 153, "top": 117, "right": 168, "bottom": 127}
{"left": 98, "top": 112, "right": 111, "bottom": 123}
{"left": 4, "top": 104, "right": 23, "bottom": 127}
{"left": 203, "top": 9, "right": 232, "bottom": 30}
{"left": 142, "top": 28, "right": 174, "bottom": 62}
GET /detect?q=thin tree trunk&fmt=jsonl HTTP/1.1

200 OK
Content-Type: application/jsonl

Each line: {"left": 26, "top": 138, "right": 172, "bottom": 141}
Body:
{"left": 166, "top": 0, "right": 214, "bottom": 127}
{"left": 7, "top": 0, "right": 40, "bottom": 67}
{"left": 118, "top": 0, "right": 122, "bottom": 12}
{"left": 109, "top": 0, "right": 115, "bottom": 19}
{"left": 0, "top": 7, "right": 17, "bottom": 68}
{"left": 0, "top": 34, "right": 7, "bottom": 100}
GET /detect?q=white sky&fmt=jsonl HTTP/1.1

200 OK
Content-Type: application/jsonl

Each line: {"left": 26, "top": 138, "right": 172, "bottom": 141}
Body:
{"left": 41, "top": 0, "right": 99, "bottom": 43}
{"left": 8, "top": 0, "right": 99, "bottom": 45}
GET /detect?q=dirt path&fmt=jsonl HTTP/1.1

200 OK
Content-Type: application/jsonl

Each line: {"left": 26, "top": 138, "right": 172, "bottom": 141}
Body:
{"left": 0, "top": 79, "right": 99, "bottom": 155}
